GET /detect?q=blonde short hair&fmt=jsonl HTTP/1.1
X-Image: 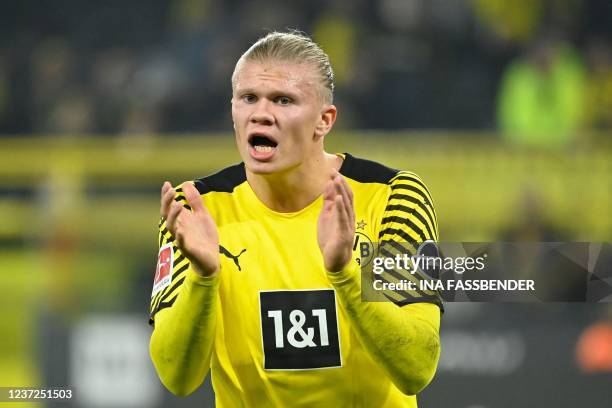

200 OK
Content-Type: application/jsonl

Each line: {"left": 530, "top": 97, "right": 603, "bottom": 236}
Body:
{"left": 232, "top": 31, "right": 335, "bottom": 104}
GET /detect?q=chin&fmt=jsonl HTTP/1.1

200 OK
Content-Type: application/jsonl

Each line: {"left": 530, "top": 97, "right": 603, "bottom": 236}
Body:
{"left": 244, "top": 159, "right": 281, "bottom": 175}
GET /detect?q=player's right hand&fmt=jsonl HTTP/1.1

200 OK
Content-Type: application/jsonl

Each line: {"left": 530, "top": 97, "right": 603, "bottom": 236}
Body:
{"left": 161, "top": 181, "right": 220, "bottom": 277}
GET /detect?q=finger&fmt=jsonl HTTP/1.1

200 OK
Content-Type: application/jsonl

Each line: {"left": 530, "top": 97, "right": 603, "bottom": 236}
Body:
{"left": 160, "top": 184, "right": 176, "bottom": 218}
{"left": 182, "top": 183, "right": 217, "bottom": 234}
{"left": 182, "top": 182, "right": 205, "bottom": 214}
{"left": 166, "top": 201, "right": 183, "bottom": 233}
{"left": 322, "top": 178, "right": 335, "bottom": 209}
{"left": 334, "top": 195, "right": 350, "bottom": 230}
{"left": 333, "top": 177, "right": 352, "bottom": 224}
{"left": 334, "top": 175, "right": 350, "bottom": 208}
{"left": 161, "top": 181, "right": 172, "bottom": 199}
{"left": 338, "top": 175, "right": 354, "bottom": 209}
{"left": 338, "top": 175, "right": 355, "bottom": 224}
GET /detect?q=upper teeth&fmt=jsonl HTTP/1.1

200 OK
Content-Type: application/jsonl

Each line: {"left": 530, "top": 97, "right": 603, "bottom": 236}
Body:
{"left": 255, "top": 145, "right": 273, "bottom": 152}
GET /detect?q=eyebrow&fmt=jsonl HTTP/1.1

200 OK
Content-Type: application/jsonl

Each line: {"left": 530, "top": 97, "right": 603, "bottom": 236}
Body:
{"left": 234, "top": 86, "right": 302, "bottom": 100}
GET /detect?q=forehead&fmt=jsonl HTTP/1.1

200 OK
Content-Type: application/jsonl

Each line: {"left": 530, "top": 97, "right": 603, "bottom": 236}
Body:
{"left": 233, "top": 60, "right": 319, "bottom": 96}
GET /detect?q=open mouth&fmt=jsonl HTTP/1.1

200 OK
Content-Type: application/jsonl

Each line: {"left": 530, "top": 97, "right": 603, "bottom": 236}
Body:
{"left": 249, "top": 134, "right": 278, "bottom": 154}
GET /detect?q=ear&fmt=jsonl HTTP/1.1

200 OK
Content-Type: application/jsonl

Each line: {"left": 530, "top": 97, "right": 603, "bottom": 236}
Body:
{"left": 314, "top": 104, "right": 337, "bottom": 140}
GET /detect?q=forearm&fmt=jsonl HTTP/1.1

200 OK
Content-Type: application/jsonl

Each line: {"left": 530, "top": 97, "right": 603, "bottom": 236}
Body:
{"left": 149, "top": 269, "right": 219, "bottom": 396}
{"left": 327, "top": 262, "right": 441, "bottom": 395}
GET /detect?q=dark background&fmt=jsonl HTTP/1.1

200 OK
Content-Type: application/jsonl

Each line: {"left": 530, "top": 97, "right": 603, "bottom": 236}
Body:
{"left": 0, "top": 1, "right": 611, "bottom": 407}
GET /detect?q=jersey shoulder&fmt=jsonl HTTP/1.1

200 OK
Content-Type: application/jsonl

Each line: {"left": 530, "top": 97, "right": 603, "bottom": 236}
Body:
{"left": 339, "top": 153, "right": 433, "bottom": 202}
{"left": 339, "top": 153, "right": 399, "bottom": 185}
{"left": 193, "top": 162, "right": 247, "bottom": 195}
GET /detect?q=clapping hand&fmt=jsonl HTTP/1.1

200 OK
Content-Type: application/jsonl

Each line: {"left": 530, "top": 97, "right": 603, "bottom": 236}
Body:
{"left": 160, "top": 181, "right": 220, "bottom": 277}
{"left": 317, "top": 170, "right": 355, "bottom": 272}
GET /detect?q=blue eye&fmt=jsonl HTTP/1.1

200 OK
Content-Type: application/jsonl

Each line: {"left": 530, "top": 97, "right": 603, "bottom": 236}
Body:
{"left": 276, "top": 96, "right": 292, "bottom": 105}
{"left": 243, "top": 94, "right": 257, "bottom": 103}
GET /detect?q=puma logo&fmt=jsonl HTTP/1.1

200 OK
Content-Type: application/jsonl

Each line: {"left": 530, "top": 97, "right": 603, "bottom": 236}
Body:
{"left": 219, "top": 245, "right": 247, "bottom": 271}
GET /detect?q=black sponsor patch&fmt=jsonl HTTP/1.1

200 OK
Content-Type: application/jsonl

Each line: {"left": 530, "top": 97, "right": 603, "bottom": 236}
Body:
{"left": 259, "top": 289, "right": 341, "bottom": 370}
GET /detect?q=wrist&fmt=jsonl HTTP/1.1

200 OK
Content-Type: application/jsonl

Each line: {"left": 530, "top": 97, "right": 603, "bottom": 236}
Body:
{"left": 324, "top": 248, "right": 353, "bottom": 273}
{"left": 187, "top": 267, "right": 220, "bottom": 286}
{"left": 191, "top": 260, "right": 220, "bottom": 278}
{"left": 326, "top": 258, "right": 360, "bottom": 284}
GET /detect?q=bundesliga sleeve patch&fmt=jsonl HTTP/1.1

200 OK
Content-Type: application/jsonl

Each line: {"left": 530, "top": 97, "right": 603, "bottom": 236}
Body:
{"left": 152, "top": 243, "right": 174, "bottom": 298}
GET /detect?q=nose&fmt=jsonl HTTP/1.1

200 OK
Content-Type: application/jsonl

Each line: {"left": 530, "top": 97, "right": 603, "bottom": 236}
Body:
{"left": 250, "top": 99, "right": 275, "bottom": 126}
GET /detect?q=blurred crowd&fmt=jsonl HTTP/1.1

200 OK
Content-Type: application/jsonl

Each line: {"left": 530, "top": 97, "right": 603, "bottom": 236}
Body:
{"left": 0, "top": 0, "right": 610, "bottom": 137}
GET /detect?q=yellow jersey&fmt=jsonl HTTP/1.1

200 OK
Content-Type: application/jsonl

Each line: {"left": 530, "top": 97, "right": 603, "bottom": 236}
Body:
{"left": 149, "top": 153, "right": 441, "bottom": 407}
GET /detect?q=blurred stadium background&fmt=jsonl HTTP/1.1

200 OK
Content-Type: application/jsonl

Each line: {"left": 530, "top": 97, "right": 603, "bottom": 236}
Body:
{"left": 1, "top": 0, "right": 611, "bottom": 407}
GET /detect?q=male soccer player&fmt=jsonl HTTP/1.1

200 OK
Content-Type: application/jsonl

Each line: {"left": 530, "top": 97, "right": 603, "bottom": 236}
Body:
{"left": 149, "top": 31, "right": 442, "bottom": 407}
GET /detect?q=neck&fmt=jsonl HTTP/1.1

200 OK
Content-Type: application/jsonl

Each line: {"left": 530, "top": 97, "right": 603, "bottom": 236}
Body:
{"left": 247, "top": 152, "right": 343, "bottom": 212}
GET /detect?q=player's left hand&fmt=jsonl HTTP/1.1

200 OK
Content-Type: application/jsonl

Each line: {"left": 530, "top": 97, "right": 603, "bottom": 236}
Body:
{"left": 318, "top": 169, "right": 355, "bottom": 272}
